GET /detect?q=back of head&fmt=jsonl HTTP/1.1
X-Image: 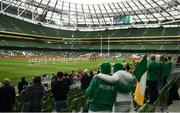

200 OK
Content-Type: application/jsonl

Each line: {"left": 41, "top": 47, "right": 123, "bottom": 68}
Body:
{"left": 113, "top": 63, "right": 123, "bottom": 73}
{"left": 165, "top": 57, "right": 168, "bottom": 62}
{"left": 159, "top": 56, "right": 165, "bottom": 63}
{"left": 57, "top": 71, "right": 64, "bottom": 80}
{"left": 168, "top": 56, "right": 172, "bottom": 61}
{"left": 125, "top": 63, "right": 131, "bottom": 71}
{"left": 21, "top": 77, "right": 25, "bottom": 81}
{"left": 150, "top": 55, "right": 156, "bottom": 61}
{"left": 84, "top": 69, "right": 88, "bottom": 73}
{"left": 100, "top": 63, "right": 111, "bottom": 75}
{"left": 3, "top": 78, "right": 11, "bottom": 86}
{"left": 33, "top": 76, "right": 42, "bottom": 86}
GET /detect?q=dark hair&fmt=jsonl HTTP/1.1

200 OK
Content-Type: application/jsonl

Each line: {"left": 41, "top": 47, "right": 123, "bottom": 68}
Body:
{"left": 165, "top": 57, "right": 168, "bottom": 62}
{"left": 159, "top": 56, "right": 165, "bottom": 62}
{"left": 150, "top": 56, "right": 156, "bottom": 61}
{"left": 33, "top": 76, "right": 42, "bottom": 85}
{"left": 21, "top": 77, "right": 25, "bottom": 81}
{"left": 64, "top": 73, "right": 68, "bottom": 77}
{"left": 168, "top": 56, "right": 172, "bottom": 61}
{"left": 125, "top": 63, "right": 131, "bottom": 71}
{"left": 57, "top": 71, "right": 64, "bottom": 79}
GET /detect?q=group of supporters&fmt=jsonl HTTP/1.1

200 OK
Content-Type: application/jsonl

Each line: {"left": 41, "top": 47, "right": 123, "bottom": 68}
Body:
{"left": 147, "top": 55, "right": 179, "bottom": 105}
{"left": 0, "top": 55, "right": 179, "bottom": 112}
{"left": 0, "top": 67, "right": 101, "bottom": 112}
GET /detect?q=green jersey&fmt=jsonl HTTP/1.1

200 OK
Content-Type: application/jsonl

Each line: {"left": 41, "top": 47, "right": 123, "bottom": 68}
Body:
{"left": 147, "top": 61, "right": 160, "bottom": 81}
{"left": 159, "top": 62, "right": 170, "bottom": 79}
{"left": 167, "top": 61, "right": 172, "bottom": 75}
{"left": 86, "top": 77, "right": 133, "bottom": 111}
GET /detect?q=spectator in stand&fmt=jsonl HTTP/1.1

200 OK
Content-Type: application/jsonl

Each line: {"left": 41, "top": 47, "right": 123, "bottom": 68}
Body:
{"left": 20, "top": 76, "right": 44, "bottom": 112}
{"left": 77, "top": 68, "right": 83, "bottom": 81}
{"left": 113, "top": 63, "right": 123, "bottom": 73}
{"left": 95, "top": 63, "right": 135, "bottom": 112}
{"left": 51, "top": 73, "right": 57, "bottom": 89}
{"left": 147, "top": 55, "right": 160, "bottom": 104}
{"left": 167, "top": 56, "right": 173, "bottom": 74}
{"left": 70, "top": 70, "right": 75, "bottom": 85}
{"left": 86, "top": 63, "right": 134, "bottom": 112}
{"left": 0, "top": 78, "right": 16, "bottom": 112}
{"left": 163, "top": 57, "right": 171, "bottom": 86}
{"left": 81, "top": 69, "right": 90, "bottom": 89}
{"left": 158, "top": 56, "right": 165, "bottom": 90}
{"left": 0, "top": 82, "right": 2, "bottom": 87}
{"left": 42, "top": 74, "right": 49, "bottom": 90}
{"left": 89, "top": 69, "right": 94, "bottom": 81}
{"left": 52, "top": 73, "right": 57, "bottom": 81}
{"left": 64, "top": 73, "right": 71, "bottom": 91}
{"left": 51, "top": 71, "right": 69, "bottom": 112}
{"left": 18, "top": 77, "right": 28, "bottom": 94}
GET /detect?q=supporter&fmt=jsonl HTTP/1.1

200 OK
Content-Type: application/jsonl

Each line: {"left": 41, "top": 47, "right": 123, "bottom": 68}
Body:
{"left": 64, "top": 73, "right": 71, "bottom": 91}
{"left": 51, "top": 72, "right": 57, "bottom": 81}
{"left": 125, "top": 63, "right": 131, "bottom": 73}
{"left": 113, "top": 63, "right": 123, "bottom": 73}
{"left": 86, "top": 63, "right": 134, "bottom": 112}
{"left": 0, "top": 78, "right": 16, "bottom": 112}
{"left": 163, "top": 57, "right": 171, "bottom": 86}
{"left": 147, "top": 55, "right": 160, "bottom": 104}
{"left": 70, "top": 70, "right": 75, "bottom": 85}
{"left": 158, "top": 56, "right": 165, "bottom": 90}
{"left": 51, "top": 71, "right": 69, "bottom": 112}
{"left": 20, "top": 76, "right": 44, "bottom": 112}
{"left": 167, "top": 56, "right": 172, "bottom": 75}
{"left": 95, "top": 63, "right": 135, "bottom": 112}
{"left": 42, "top": 74, "right": 49, "bottom": 90}
{"left": 18, "top": 77, "right": 28, "bottom": 94}
{"left": 81, "top": 69, "right": 90, "bottom": 89}
{"left": 51, "top": 73, "right": 57, "bottom": 89}
{"left": 77, "top": 68, "right": 83, "bottom": 80}
{"left": 89, "top": 69, "right": 94, "bottom": 80}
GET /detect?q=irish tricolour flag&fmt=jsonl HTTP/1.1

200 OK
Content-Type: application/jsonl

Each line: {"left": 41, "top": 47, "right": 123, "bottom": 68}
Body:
{"left": 133, "top": 54, "right": 147, "bottom": 105}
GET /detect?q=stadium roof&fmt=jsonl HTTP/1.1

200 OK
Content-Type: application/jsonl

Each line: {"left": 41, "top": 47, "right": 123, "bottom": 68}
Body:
{"left": 0, "top": 0, "right": 180, "bottom": 30}
{"left": 62, "top": 0, "right": 127, "bottom": 4}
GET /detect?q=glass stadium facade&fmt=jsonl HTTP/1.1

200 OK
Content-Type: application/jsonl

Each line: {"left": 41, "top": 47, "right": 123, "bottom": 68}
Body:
{"left": 0, "top": 0, "right": 179, "bottom": 30}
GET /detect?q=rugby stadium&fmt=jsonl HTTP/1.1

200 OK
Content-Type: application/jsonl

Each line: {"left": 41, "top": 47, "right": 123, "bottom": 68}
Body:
{"left": 0, "top": 0, "right": 180, "bottom": 112}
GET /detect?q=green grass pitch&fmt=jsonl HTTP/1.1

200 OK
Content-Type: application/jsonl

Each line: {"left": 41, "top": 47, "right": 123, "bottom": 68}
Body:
{"left": 0, "top": 58, "right": 127, "bottom": 85}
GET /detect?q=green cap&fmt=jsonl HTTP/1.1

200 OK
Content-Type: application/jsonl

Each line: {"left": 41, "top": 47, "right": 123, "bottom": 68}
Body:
{"left": 113, "top": 63, "right": 123, "bottom": 73}
{"left": 100, "top": 62, "right": 111, "bottom": 74}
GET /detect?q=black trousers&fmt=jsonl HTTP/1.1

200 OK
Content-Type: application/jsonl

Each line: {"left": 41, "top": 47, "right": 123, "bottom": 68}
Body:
{"left": 147, "top": 80, "right": 158, "bottom": 104}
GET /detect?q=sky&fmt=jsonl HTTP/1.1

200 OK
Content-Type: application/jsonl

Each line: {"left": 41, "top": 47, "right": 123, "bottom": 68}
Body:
{"left": 62, "top": 0, "right": 126, "bottom": 4}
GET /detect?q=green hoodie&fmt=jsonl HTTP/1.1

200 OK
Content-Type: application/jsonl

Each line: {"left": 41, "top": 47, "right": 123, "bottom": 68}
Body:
{"left": 159, "top": 62, "right": 170, "bottom": 79}
{"left": 167, "top": 61, "right": 172, "bottom": 75}
{"left": 147, "top": 61, "right": 160, "bottom": 81}
{"left": 86, "top": 77, "right": 133, "bottom": 111}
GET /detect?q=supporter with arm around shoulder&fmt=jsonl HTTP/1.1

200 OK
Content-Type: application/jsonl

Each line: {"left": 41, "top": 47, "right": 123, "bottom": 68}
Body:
{"left": 96, "top": 63, "right": 135, "bottom": 84}
{"left": 86, "top": 63, "right": 134, "bottom": 113}
{"left": 95, "top": 63, "right": 135, "bottom": 112}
